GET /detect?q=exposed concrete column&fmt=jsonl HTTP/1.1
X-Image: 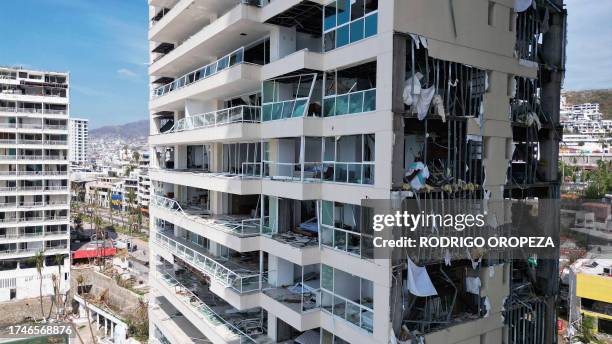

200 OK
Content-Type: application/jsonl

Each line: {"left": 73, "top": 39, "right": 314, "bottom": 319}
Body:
{"left": 175, "top": 145, "right": 187, "bottom": 170}
{"left": 267, "top": 312, "right": 278, "bottom": 342}
{"left": 391, "top": 35, "right": 407, "bottom": 189}
{"left": 269, "top": 26, "right": 296, "bottom": 62}
{"left": 540, "top": 10, "right": 566, "bottom": 183}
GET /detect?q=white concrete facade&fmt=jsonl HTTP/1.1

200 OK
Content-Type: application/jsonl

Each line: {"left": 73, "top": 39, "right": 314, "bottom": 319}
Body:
{"left": 69, "top": 118, "right": 89, "bottom": 164}
{"left": 0, "top": 66, "right": 71, "bottom": 302}
{"left": 147, "top": 1, "right": 564, "bottom": 343}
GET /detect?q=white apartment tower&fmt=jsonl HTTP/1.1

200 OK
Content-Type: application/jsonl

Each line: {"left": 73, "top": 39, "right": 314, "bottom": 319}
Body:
{"left": 148, "top": 1, "right": 565, "bottom": 344}
{"left": 0, "top": 67, "right": 71, "bottom": 302}
{"left": 69, "top": 117, "right": 88, "bottom": 164}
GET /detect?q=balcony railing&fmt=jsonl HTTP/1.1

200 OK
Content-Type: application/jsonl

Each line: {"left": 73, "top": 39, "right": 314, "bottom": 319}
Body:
{"left": 0, "top": 231, "right": 68, "bottom": 239}
{"left": 0, "top": 171, "right": 68, "bottom": 176}
{"left": 323, "top": 88, "right": 376, "bottom": 117}
{"left": 261, "top": 97, "right": 309, "bottom": 121}
{"left": 157, "top": 271, "right": 257, "bottom": 344}
{"left": 321, "top": 289, "right": 374, "bottom": 333}
{"left": 150, "top": 195, "right": 260, "bottom": 237}
{"left": 0, "top": 216, "right": 68, "bottom": 224}
{"left": 322, "top": 162, "right": 375, "bottom": 185}
{"left": 153, "top": 230, "right": 260, "bottom": 293}
{"left": 169, "top": 105, "right": 261, "bottom": 133}
{"left": 0, "top": 155, "right": 67, "bottom": 161}
{"left": 44, "top": 140, "right": 68, "bottom": 145}
{"left": 44, "top": 124, "right": 68, "bottom": 130}
{"left": 0, "top": 107, "right": 66, "bottom": 115}
{"left": 263, "top": 162, "right": 322, "bottom": 182}
{"left": 152, "top": 47, "right": 245, "bottom": 98}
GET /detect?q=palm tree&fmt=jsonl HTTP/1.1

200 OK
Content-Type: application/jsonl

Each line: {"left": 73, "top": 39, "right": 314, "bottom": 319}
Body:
{"left": 126, "top": 189, "right": 137, "bottom": 234}
{"left": 93, "top": 216, "right": 104, "bottom": 267}
{"left": 31, "top": 251, "right": 46, "bottom": 321}
{"left": 76, "top": 274, "right": 97, "bottom": 344}
{"left": 53, "top": 254, "right": 65, "bottom": 318}
{"left": 107, "top": 190, "right": 114, "bottom": 227}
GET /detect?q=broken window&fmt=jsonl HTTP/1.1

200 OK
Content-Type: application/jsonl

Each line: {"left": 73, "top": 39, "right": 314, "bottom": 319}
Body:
{"left": 323, "top": 61, "right": 376, "bottom": 117}
{"left": 322, "top": 133, "right": 375, "bottom": 185}
{"left": 321, "top": 264, "right": 374, "bottom": 332}
{"left": 263, "top": 259, "right": 320, "bottom": 312}
{"left": 515, "top": 5, "right": 542, "bottom": 62}
{"left": 403, "top": 117, "right": 484, "bottom": 195}
{"left": 320, "top": 201, "right": 373, "bottom": 258}
{"left": 262, "top": 73, "right": 320, "bottom": 121}
{"left": 263, "top": 137, "right": 322, "bottom": 181}
{"left": 404, "top": 35, "right": 486, "bottom": 120}
{"left": 222, "top": 142, "right": 262, "bottom": 176}
{"left": 401, "top": 261, "right": 486, "bottom": 335}
{"left": 262, "top": 197, "right": 318, "bottom": 247}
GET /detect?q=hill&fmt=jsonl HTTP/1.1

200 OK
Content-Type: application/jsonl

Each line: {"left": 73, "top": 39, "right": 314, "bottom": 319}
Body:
{"left": 563, "top": 89, "right": 612, "bottom": 119}
{"left": 90, "top": 119, "right": 149, "bottom": 140}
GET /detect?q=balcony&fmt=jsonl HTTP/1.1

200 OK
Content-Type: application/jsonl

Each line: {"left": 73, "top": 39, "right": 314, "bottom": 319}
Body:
{"left": 0, "top": 155, "right": 68, "bottom": 161}
{"left": 0, "top": 106, "right": 67, "bottom": 115}
{"left": 0, "top": 244, "right": 68, "bottom": 259}
{"left": 156, "top": 269, "right": 266, "bottom": 344}
{"left": 149, "top": 3, "right": 267, "bottom": 77}
{"left": 153, "top": 230, "right": 260, "bottom": 293}
{"left": 323, "top": 88, "right": 376, "bottom": 118}
{"left": 151, "top": 195, "right": 261, "bottom": 237}
{"left": 0, "top": 230, "right": 68, "bottom": 240}
{"left": 164, "top": 105, "right": 261, "bottom": 137}
{"left": 149, "top": 168, "right": 261, "bottom": 195}
{"left": 261, "top": 74, "right": 318, "bottom": 122}
{"left": 153, "top": 47, "right": 248, "bottom": 98}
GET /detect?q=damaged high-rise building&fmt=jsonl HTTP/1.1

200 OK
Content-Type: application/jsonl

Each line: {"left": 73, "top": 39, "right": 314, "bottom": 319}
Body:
{"left": 147, "top": 0, "right": 566, "bottom": 343}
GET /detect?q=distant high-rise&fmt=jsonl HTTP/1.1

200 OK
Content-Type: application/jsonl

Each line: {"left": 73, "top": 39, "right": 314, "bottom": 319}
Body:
{"left": 0, "top": 66, "right": 70, "bottom": 302}
{"left": 69, "top": 118, "right": 88, "bottom": 165}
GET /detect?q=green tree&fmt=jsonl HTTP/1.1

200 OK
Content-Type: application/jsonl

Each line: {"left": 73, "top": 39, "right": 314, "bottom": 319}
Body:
{"left": 583, "top": 160, "right": 612, "bottom": 199}
{"left": 576, "top": 315, "right": 603, "bottom": 344}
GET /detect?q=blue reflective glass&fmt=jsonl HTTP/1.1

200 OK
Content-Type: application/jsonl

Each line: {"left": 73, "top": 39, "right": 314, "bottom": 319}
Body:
{"left": 324, "top": 3, "right": 337, "bottom": 31}
{"left": 337, "top": 0, "right": 350, "bottom": 25}
{"left": 348, "top": 92, "right": 364, "bottom": 114}
{"left": 262, "top": 104, "right": 273, "bottom": 121}
{"left": 293, "top": 99, "right": 307, "bottom": 117}
{"left": 323, "top": 98, "right": 336, "bottom": 117}
{"left": 363, "top": 89, "right": 376, "bottom": 112}
{"left": 364, "top": 13, "right": 377, "bottom": 38}
{"left": 336, "top": 25, "right": 349, "bottom": 48}
{"left": 336, "top": 94, "right": 349, "bottom": 115}
{"left": 271, "top": 103, "right": 283, "bottom": 120}
{"left": 350, "top": 18, "right": 364, "bottom": 43}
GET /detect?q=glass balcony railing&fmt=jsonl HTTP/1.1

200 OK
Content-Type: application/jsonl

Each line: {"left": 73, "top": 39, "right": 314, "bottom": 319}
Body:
{"left": 153, "top": 47, "right": 245, "bottom": 98}
{"left": 261, "top": 97, "right": 309, "bottom": 121}
{"left": 153, "top": 231, "right": 260, "bottom": 293}
{"left": 323, "top": 88, "right": 376, "bottom": 117}
{"left": 169, "top": 105, "right": 261, "bottom": 133}
{"left": 322, "top": 162, "right": 374, "bottom": 185}
{"left": 321, "top": 289, "right": 374, "bottom": 333}
{"left": 157, "top": 271, "right": 257, "bottom": 344}
{"left": 263, "top": 162, "right": 323, "bottom": 182}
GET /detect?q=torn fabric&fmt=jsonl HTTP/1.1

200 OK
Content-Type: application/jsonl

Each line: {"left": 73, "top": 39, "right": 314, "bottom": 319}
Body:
{"left": 465, "top": 276, "right": 481, "bottom": 294}
{"left": 406, "top": 257, "right": 438, "bottom": 297}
